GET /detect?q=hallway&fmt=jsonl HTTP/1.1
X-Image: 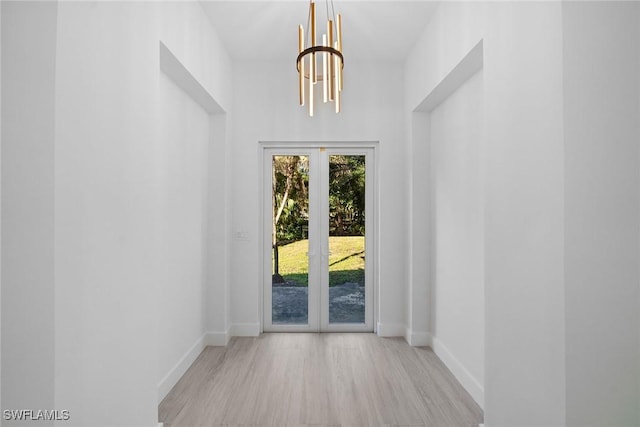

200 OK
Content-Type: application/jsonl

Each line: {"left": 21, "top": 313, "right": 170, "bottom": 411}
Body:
{"left": 159, "top": 333, "right": 483, "bottom": 426}
{"left": 3, "top": 2, "right": 640, "bottom": 426}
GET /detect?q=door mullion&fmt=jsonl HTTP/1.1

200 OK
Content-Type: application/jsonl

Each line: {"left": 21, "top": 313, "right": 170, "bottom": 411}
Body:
{"left": 308, "top": 150, "right": 321, "bottom": 332}
{"left": 319, "top": 149, "right": 330, "bottom": 331}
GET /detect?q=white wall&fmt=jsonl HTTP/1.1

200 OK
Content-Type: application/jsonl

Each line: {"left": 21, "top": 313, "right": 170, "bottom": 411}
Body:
{"left": 429, "top": 69, "right": 484, "bottom": 406}
{"left": 159, "top": 2, "right": 232, "bottom": 113}
{"left": 404, "top": 2, "right": 486, "bottom": 115}
{"left": 54, "top": 2, "right": 232, "bottom": 423}
{"left": 229, "top": 60, "right": 406, "bottom": 335}
{"left": 0, "top": 0, "right": 3, "bottom": 412}
{"left": 405, "top": 0, "right": 486, "bottom": 349}
{"left": 483, "top": 3, "right": 567, "bottom": 425}
{"left": 54, "top": 3, "right": 163, "bottom": 424}
{"left": 156, "top": 70, "right": 209, "bottom": 391}
{"left": 408, "top": 2, "right": 640, "bottom": 426}
{"left": 1, "top": 3, "right": 57, "bottom": 425}
{"left": 206, "top": 113, "right": 231, "bottom": 341}
{"left": 406, "top": 0, "right": 489, "bottom": 414}
{"left": 406, "top": 111, "right": 430, "bottom": 346}
{"left": 159, "top": 0, "right": 233, "bottom": 375}
{"left": 407, "top": 2, "right": 566, "bottom": 425}
{"left": 563, "top": 2, "right": 640, "bottom": 425}
{"left": 2, "top": 1, "right": 231, "bottom": 425}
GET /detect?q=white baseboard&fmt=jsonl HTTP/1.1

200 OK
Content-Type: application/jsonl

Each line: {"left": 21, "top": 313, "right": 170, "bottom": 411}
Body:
{"left": 205, "top": 329, "right": 230, "bottom": 346}
{"left": 404, "top": 328, "right": 432, "bottom": 347}
{"left": 157, "top": 328, "right": 232, "bottom": 404}
{"left": 157, "top": 332, "right": 207, "bottom": 404}
{"left": 431, "top": 336, "right": 484, "bottom": 409}
{"left": 230, "top": 322, "right": 260, "bottom": 337}
{"left": 376, "top": 322, "right": 406, "bottom": 337}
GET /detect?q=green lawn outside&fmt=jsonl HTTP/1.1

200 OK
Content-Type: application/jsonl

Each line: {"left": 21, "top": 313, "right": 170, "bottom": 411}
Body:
{"left": 275, "top": 236, "right": 365, "bottom": 286}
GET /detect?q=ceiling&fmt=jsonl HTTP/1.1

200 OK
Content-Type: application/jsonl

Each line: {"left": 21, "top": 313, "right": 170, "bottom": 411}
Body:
{"left": 200, "top": 1, "right": 440, "bottom": 62}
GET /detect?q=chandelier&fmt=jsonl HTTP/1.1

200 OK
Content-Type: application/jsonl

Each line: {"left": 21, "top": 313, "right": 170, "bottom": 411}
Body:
{"left": 297, "top": 0, "right": 343, "bottom": 117}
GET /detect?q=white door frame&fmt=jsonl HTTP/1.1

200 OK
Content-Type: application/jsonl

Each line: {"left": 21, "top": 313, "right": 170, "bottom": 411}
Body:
{"left": 260, "top": 141, "right": 378, "bottom": 333}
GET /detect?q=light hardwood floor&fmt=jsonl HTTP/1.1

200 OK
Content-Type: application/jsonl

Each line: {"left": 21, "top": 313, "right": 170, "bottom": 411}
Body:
{"left": 159, "top": 333, "right": 483, "bottom": 427}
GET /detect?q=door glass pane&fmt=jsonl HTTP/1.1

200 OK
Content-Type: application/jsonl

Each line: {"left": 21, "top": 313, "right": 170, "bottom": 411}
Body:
{"left": 328, "top": 155, "right": 366, "bottom": 324}
{"left": 272, "top": 155, "right": 310, "bottom": 324}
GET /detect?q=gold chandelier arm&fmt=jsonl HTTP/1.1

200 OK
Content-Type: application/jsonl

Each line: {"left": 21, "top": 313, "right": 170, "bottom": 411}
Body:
{"left": 328, "top": 19, "right": 334, "bottom": 101}
{"left": 298, "top": 25, "right": 305, "bottom": 106}
{"left": 311, "top": 2, "right": 317, "bottom": 84}
{"left": 337, "top": 14, "right": 343, "bottom": 91}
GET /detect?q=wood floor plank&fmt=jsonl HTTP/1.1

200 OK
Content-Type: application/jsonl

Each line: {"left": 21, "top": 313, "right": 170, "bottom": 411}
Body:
{"left": 159, "top": 333, "right": 484, "bottom": 427}
{"left": 356, "top": 337, "right": 429, "bottom": 425}
{"left": 298, "top": 335, "right": 341, "bottom": 425}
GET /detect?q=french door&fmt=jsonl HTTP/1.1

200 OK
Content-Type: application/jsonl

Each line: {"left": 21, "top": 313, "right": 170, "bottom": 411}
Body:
{"left": 262, "top": 145, "right": 375, "bottom": 332}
